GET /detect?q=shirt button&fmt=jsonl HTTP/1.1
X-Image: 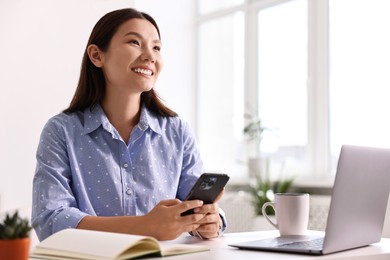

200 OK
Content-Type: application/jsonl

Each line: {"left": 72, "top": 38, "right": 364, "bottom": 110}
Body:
{"left": 126, "top": 189, "right": 132, "bottom": 196}
{"left": 123, "top": 163, "right": 129, "bottom": 168}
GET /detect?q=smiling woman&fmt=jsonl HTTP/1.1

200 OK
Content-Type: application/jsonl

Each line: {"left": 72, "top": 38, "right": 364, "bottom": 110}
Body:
{"left": 88, "top": 19, "right": 163, "bottom": 104}
{"left": 84, "top": 17, "right": 166, "bottom": 142}
{"left": 31, "top": 8, "right": 227, "bottom": 242}
{"left": 0, "top": 0, "right": 197, "bottom": 225}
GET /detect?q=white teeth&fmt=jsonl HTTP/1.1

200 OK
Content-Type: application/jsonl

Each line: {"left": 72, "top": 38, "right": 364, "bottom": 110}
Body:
{"left": 133, "top": 68, "right": 152, "bottom": 76}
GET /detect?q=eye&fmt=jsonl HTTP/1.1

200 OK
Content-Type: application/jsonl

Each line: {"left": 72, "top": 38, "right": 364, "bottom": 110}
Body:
{"left": 154, "top": 45, "right": 161, "bottom": 52}
{"left": 128, "top": 40, "right": 140, "bottom": 46}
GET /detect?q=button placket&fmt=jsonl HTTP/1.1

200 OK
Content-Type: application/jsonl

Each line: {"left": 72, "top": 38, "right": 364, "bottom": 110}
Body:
{"left": 119, "top": 144, "right": 134, "bottom": 215}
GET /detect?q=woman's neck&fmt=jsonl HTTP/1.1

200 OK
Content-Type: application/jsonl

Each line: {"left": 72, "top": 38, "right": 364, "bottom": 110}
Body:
{"left": 101, "top": 93, "right": 141, "bottom": 143}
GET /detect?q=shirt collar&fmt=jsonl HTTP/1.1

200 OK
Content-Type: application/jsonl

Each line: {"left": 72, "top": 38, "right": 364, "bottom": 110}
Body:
{"left": 83, "top": 104, "right": 111, "bottom": 134}
{"left": 138, "top": 104, "right": 164, "bottom": 135}
{"left": 83, "top": 104, "right": 164, "bottom": 135}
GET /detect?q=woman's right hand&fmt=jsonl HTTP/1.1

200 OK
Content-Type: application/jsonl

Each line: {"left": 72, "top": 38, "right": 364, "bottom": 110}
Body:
{"left": 143, "top": 199, "right": 206, "bottom": 240}
{"left": 77, "top": 199, "right": 205, "bottom": 241}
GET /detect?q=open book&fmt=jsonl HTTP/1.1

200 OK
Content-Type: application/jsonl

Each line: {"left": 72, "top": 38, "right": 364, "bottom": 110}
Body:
{"left": 30, "top": 229, "right": 209, "bottom": 260}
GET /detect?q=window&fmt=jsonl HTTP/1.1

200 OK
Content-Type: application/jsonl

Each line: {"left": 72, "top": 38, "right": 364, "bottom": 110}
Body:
{"left": 198, "top": 0, "right": 245, "bottom": 14}
{"left": 197, "top": 10, "right": 245, "bottom": 177}
{"left": 257, "top": 0, "right": 308, "bottom": 178}
{"left": 197, "top": 0, "right": 390, "bottom": 182}
{"left": 329, "top": 0, "right": 390, "bottom": 166}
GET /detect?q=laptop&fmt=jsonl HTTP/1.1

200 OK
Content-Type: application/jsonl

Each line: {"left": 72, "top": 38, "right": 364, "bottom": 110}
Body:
{"left": 229, "top": 144, "right": 390, "bottom": 255}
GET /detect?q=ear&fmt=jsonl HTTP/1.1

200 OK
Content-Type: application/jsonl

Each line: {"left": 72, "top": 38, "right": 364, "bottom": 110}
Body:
{"left": 87, "top": 44, "right": 104, "bottom": 67}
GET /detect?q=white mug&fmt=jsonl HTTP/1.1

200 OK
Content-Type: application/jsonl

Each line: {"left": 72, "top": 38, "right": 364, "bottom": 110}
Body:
{"left": 262, "top": 193, "right": 310, "bottom": 236}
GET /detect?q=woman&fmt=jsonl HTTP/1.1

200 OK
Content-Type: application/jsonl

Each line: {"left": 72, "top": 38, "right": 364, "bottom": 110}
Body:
{"left": 32, "top": 8, "right": 226, "bottom": 241}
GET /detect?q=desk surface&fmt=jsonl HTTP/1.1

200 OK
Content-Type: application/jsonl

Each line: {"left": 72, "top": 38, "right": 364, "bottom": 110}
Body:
{"left": 30, "top": 230, "right": 390, "bottom": 260}
{"left": 151, "top": 230, "right": 390, "bottom": 260}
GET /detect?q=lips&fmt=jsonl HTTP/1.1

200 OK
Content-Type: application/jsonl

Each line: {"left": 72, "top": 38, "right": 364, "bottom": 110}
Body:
{"left": 132, "top": 67, "right": 153, "bottom": 76}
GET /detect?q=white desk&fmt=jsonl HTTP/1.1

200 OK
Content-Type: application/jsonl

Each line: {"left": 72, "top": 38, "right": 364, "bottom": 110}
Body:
{"left": 29, "top": 230, "right": 390, "bottom": 260}
{"left": 148, "top": 230, "right": 390, "bottom": 260}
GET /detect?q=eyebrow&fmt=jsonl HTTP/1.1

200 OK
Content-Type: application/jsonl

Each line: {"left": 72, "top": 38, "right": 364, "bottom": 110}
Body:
{"left": 123, "top": 32, "right": 161, "bottom": 44}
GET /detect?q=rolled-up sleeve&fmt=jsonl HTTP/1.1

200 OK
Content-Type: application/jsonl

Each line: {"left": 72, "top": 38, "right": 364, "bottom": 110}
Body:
{"left": 32, "top": 119, "right": 87, "bottom": 241}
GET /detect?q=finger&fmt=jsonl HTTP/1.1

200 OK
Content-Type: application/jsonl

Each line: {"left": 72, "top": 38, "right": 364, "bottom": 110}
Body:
{"left": 195, "top": 212, "right": 219, "bottom": 224}
{"left": 192, "top": 189, "right": 224, "bottom": 214}
{"left": 194, "top": 222, "right": 219, "bottom": 234}
{"left": 194, "top": 203, "right": 219, "bottom": 214}
{"left": 177, "top": 200, "right": 204, "bottom": 214}
{"left": 183, "top": 223, "right": 201, "bottom": 233}
{"left": 195, "top": 218, "right": 223, "bottom": 239}
{"left": 181, "top": 212, "right": 205, "bottom": 224}
{"left": 157, "top": 199, "right": 182, "bottom": 207}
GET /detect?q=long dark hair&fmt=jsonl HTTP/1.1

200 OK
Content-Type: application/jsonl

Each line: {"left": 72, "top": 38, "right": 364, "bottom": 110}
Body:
{"left": 63, "top": 8, "right": 177, "bottom": 117}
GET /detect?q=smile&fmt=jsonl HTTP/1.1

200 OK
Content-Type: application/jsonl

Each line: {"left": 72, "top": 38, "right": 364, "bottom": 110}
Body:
{"left": 132, "top": 68, "right": 153, "bottom": 76}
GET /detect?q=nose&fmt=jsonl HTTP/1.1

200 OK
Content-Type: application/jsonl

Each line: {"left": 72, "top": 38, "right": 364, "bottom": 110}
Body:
{"left": 141, "top": 47, "right": 156, "bottom": 63}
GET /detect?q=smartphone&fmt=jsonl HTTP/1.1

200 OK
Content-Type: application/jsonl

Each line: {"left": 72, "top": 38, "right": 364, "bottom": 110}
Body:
{"left": 181, "top": 173, "right": 230, "bottom": 216}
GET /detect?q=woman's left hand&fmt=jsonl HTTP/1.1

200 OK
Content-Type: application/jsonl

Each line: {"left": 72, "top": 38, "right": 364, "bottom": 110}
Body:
{"left": 192, "top": 190, "right": 224, "bottom": 239}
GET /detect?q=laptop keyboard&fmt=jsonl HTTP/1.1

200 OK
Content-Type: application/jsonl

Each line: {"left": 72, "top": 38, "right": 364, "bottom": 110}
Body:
{"left": 277, "top": 237, "right": 324, "bottom": 250}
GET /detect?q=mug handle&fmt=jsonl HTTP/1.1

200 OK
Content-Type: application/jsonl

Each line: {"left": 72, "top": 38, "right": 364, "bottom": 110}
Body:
{"left": 262, "top": 202, "right": 278, "bottom": 229}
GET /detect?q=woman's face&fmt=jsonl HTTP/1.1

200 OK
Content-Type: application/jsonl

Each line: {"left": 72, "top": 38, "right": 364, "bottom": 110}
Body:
{"left": 100, "top": 18, "right": 163, "bottom": 95}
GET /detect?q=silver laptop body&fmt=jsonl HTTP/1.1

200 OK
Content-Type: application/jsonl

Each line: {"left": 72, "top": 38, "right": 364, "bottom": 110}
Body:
{"left": 229, "top": 145, "right": 390, "bottom": 255}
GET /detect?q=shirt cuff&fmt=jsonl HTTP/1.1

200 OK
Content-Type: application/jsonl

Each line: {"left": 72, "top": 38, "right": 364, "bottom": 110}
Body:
{"left": 219, "top": 207, "right": 227, "bottom": 234}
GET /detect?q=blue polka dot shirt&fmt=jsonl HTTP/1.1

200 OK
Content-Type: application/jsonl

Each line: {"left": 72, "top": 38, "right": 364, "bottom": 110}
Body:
{"left": 32, "top": 104, "right": 225, "bottom": 241}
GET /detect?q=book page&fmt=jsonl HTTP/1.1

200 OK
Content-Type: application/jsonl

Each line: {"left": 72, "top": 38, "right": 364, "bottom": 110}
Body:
{"left": 159, "top": 242, "right": 209, "bottom": 256}
{"left": 31, "top": 229, "right": 160, "bottom": 260}
{"left": 31, "top": 229, "right": 209, "bottom": 260}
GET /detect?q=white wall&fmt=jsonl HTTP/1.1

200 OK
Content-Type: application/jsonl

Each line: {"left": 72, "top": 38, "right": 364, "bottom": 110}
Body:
{"left": 0, "top": 0, "right": 196, "bottom": 212}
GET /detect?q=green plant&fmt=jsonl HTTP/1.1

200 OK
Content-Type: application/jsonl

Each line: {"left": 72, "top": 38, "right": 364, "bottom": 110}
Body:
{"left": 243, "top": 115, "right": 270, "bottom": 148}
{"left": 244, "top": 113, "right": 292, "bottom": 215}
{"left": 243, "top": 114, "right": 277, "bottom": 157}
{"left": 0, "top": 211, "right": 32, "bottom": 240}
{"left": 243, "top": 117, "right": 265, "bottom": 143}
{"left": 250, "top": 174, "right": 294, "bottom": 215}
